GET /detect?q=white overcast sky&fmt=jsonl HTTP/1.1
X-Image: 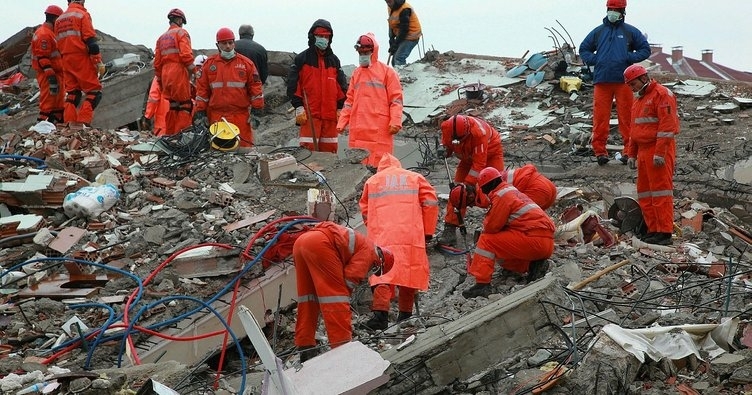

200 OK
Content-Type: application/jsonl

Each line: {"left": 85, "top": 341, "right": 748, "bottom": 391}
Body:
{"left": 3, "top": 0, "right": 750, "bottom": 72}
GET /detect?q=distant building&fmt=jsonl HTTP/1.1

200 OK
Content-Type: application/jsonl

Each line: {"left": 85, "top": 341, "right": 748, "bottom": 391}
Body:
{"left": 647, "top": 44, "right": 752, "bottom": 83}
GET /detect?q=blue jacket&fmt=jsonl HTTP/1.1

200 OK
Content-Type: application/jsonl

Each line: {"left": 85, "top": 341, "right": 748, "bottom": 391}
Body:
{"left": 579, "top": 17, "right": 650, "bottom": 84}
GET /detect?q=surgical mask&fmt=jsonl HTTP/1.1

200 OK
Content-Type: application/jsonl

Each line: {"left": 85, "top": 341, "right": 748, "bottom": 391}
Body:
{"left": 358, "top": 54, "right": 371, "bottom": 67}
{"left": 314, "top": 36, "right": 329, "bottom": 50}
{"left": 607, "top": 11, "right": 622, "bottom": 23}
{"left": 220, "top": 49, "right": 236, "bottom": 60}
{"left": 634, "top": 80, "right": 649, "bottom": 97}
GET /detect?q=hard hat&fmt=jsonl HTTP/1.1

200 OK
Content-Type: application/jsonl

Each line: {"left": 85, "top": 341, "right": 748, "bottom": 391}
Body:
{"left": 375, "top": 246, "right": 394, "bottom": 275}
{"left": 167, "top": 8, "right": 187, "bottom": 24}
{"left": 354, "top": 35, "right": 374, "bottom": 53}
{"left": 193, "top": 54, "right": 208, "bottom": 67}
{"left": 606, "top": 0, "right": 627, "bottom": 8}
{"left": 477, "top": 167, "right": 502, "bottom": 190}
{"left": 216, "top": 27, "right": 235, "bottom": 43}
{"left": 208, "top": 120, "right": 240, "bottom": 151}
{"left": 449, "top": 184, "right": 470, "bottom": 209}
{"left": 45, "top": 5, "right": 64, "bottom": 17}
{"left": 500, "top": 169, "right": 509, "bottom": 182}
{"left": 441, "top": 115, "right": 470, "bottom": 144}
{"left": 623, "top": 64, "right": 647, "bottom": 83}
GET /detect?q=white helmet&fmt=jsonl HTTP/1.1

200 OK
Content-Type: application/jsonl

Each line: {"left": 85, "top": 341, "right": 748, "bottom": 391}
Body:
{"left": 194, "top": 54, "right": 208, "bottom": 67}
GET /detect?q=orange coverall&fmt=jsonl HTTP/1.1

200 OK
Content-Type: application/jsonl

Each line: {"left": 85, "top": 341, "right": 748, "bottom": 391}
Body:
{"left": 442, "top": 116, "right": 504, "bottom": 226}
{"left": 337, "top": 33, "right": 404, "bottom": 167}
{"left": 359, "top": 153, "right": 438, "bottom": 314}
{"left": 54, "top": 2, "right": 102, "bottom": 125}
{"left": 195, "top": 54, "right": 264, "bottom": 147}
{"left": 504, "top": 164, "right": 557, "bottom": 210}
{"left": 144, "top": 77, "right": 169, "bottom": 136}
{"left": 293, "top": 222, "right": 383, "bottom": 349}
{"left": 629, "top": 80, "right": 679, "bottom": 234}
{"left": 154, "top": 25, "right": 195, "bottom": 135}
{"left": 31, "top": 22, "right": 64, "bottom": 123}
{"left": 470, "top": 182, "right": 555, "bottom": 280}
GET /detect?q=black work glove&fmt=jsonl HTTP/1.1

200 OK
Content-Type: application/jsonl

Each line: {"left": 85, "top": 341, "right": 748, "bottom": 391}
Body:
{"left": 47, "top": 75, "right": 59, "bottom": 95}
{"left": 388, "top": 38, "right": 398, "bottom": 55}
{"left": 193, "top": 110, "right": 208, "bottom": 127}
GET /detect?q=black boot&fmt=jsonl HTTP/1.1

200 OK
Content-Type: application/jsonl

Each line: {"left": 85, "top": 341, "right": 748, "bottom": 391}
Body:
{"left": 643, "top": 232, "right": 672, "bottom": 245}
{"left": 527, "top": 259, "right": 550, "bottom": 283}
{"left": 397, "top": 311, "right": 412, "bottom": 323}
{"left": 365, "top": 311, "right": 389, "bottom": 330}
{"left": 462, "top": 283, "right": 491, "bottom": 298}
{"left": 298, "top": 345, "right": 319, "bottom": 363}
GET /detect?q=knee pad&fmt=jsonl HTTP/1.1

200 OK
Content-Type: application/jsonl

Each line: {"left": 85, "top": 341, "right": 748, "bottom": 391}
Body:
{"left": 66, "top": 90, "right": 83, "bottom": 106}
{"left": 86, "top": 91, "right": 103, "bottom": 109}
{"left": 179, "top": 100, "right": 193, "bottom": 113}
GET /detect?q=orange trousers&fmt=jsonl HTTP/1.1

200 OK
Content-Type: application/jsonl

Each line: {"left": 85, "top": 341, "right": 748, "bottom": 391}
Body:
{"left": 61, "top": 52, "right": 101, "bottom": 124}
{"left": 161, "top": 63, "right": 193, "bottom": 134}
{"left": 35, "top": 71, "right": 65, "bottom": 122}
{"left": 293, "top": 231, "right": 353, "bottom": 349}
{"left": 299, "top": 117, "right": 338, "bottom": 153}
{"left": 371, "top": 284, "right": 416, "bottom": 313}
{"left": 591, "top": 83, "right": 633, "bottom": 157}
{"left": 470, "top": 229, "right": 554, "bottom": 282}
{"left": 636, "top": 144, "right": 675, "bottom": 233}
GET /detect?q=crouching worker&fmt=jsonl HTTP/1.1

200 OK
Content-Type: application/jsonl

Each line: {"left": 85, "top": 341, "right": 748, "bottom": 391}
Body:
{"left": 462, "top": 167, "right": 555, "bottom": 298}
{"left": 293, "top": 221, "right": 394, "bottom": 362}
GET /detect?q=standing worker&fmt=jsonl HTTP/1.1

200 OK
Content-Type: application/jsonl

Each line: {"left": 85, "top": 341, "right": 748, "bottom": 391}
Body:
{"left": 54, "top": 0, "right": 105, "bottom": 128}
{"left": 385, "top": 0, "right": 422, "bottom": 67}
{"left": 193, "top": 28, "right": 264, "bottom": 148}
{"left": 293, "top": 221, "right": 394, "bottom": 362}
{"left": 154, "top": 8, "right": 195, "bottom": 135}
{"left": 337, "top": 33, "right": 403, "bottom": 168}
{"left": 359, "top": 153, "right": 438, "bottom": 330}
{"left": 462, "top": 167, "right": 555, "bottom": 298}
{"left": 287, "top": 19, "right": 348, "bottom": 153}
{"left": 439, "top": 114, "right": 504, "bottom": 245}
{"left": 579, "top": 0, "right": 650, "bottom": 166}
{"left": 31, "top": 5, "right": 65, "bottom": 125}
{"left": 235, "top": 24, "right": 268, "bottom": 85}
{"left": 502, "top": 164, "right": 557, "bottom": 210}
{"left": 624, "top": 64, "right": 679, "bottom": 246}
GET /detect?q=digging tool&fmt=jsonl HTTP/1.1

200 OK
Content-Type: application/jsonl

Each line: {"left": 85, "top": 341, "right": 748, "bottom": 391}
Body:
{"left": 443, "top": 157, "right": 468, "bottom": 242}
{"left": 506, "top": 49, "right": 530, "bottom": 78}
{"left": 302, "top": 89, "right": 318, "bottom": 151}
{"left": 526, "top": 62, "right": 548, "bottom": 88}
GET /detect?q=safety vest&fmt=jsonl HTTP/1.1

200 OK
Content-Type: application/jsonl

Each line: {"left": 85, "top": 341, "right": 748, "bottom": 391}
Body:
{"left": 388, "top": 2, "right": 422, "bottom": 41}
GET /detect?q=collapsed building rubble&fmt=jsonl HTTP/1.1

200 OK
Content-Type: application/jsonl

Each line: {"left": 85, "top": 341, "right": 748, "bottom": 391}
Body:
{"left": 2, "top": 25, "right": 752, "bottom": 394}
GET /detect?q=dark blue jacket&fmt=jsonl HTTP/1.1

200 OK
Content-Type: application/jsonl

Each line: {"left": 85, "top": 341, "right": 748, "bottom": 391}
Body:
{"left": 579, "top": 17, "right": 650, "bottom": 84}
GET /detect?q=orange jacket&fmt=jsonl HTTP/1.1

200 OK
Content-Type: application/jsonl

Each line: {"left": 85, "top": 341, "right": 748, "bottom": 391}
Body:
{"left": 443, "top": 116, "right": 505, "bottom": 184}
{"left": 308, "top": 222, "right": 381, "bottom": 291}
{"left": 505, "top": 164, "right": 557, "bottom": 210}
{"left": 31, "top": 23, "right": 62, "bottom": 76}
{"left": 483, "top": 182, "right": 555, "bottom": 237}
{"left": 360, "top": 154, "right": 438, "bottom": 290}
{"left": 195, "top": 54, "right": 264, "bottom": 113}
{"left": 337, "top": 33, "right": 403, "bottom": 166}
{"left": 55, "top": 2, "right": 98, "bottom": 60}
{"left": 154, "top": 25, "right": 195, "bottom": 84}
{"left": 629, "top": 81, "right": 679, "bottom": 159}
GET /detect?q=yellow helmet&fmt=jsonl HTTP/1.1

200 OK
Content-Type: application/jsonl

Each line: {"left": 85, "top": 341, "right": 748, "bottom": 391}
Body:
{"left": 208, "top": 120, "right": 240, "bottom": 151}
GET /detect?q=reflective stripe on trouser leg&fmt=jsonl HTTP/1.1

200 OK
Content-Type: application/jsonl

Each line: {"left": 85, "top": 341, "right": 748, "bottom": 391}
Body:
{"left": 299, "top": 117, "right": 338, "bottom": 153}
{"left": 471, "top": 230, "right": 554, "bottom": 280}
{"left": 636, "top": 144, "right": 675, "bottom": 233}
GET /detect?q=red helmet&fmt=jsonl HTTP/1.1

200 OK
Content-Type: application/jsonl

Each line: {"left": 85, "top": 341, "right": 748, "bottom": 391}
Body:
{"left": 216, "top": 27, "right": 235, "bottom": 42}
{"left": 45, "top": 5, "right": 64, "bottom": 17}
{"left": 375, "top": 246, "right": 394, "bottom": 275}
{"left": 623, "top": 64, "right": 647, "bottom": 83}
{"left": 477, "top": 167, "right": 502, "bottom": 190}
{"left": 354, "top": 35, "right": 375, "bottom": 53}
{"left": 449, "top": 184, "right": 471, "bottom": 209}
{"left": 167, "top": 8, "right": 187, "bottom": 24}
{"left": 441, "top": 115, "right": 470, "bottom": 143}
{"left": 606, "top": 0, "right": 627, "bottom": 8}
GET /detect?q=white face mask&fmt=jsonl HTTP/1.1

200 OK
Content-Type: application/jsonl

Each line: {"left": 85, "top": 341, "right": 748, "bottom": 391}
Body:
{"left": 220, "top": 49, "right": 236, "bottom": 60}
{"left": 314, "top": 37, "right": 329, "bottom": 50}
{"left": 358, "top": 54, "right": 371, "bottom": 67}
{"left": 607, "top": 11, "right": 622, "bottom": 23}
{"left": 634, "top": 79, "right": 649, "bottom": 97}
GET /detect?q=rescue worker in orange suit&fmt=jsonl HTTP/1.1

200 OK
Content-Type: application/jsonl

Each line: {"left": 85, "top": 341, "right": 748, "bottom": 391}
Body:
{"left": 54, "top": 0, "right": 105, "bottom": 127}
{"left": 624, "top": 64, "right": 679, "bottom": 246}
{"left": 293, "top": 221, "right": 394, "bottom": 362}
{"left": 154, "top": 9, "right": 195, "bottom": 135}
{"left": 287, "top": 19, "right": 348, "bottom": 153}
{"left": 386, "top": 0, "right": 422, "bottom": 67}
{"left": 502, "top": 164, "right": 557, "bottom": 210}
{"left": 31, "top": 5, "right": 65, "bottom": 124}
{"left": 337, "top": 33, "right": 403, "bottom": 168}
{"left": 439, "top": 114, "right": 504, "bottom": 245}
{"left": 358, "top": 153, "right": 438, "bottom": 330}
{"left": 194, "top": 28, "right": 264, "bottom": 148}
{"left": 579, "top": 0, "right": 650, "bottom": 166}
{"left": 462, "top": 167, "right": 555, "bottom": 298}
{"left": 144, "top": 76, "right": 169, "bottom": 136}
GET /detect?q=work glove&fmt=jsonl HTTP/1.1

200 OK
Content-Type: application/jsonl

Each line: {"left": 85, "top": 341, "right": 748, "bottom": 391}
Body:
{"left": 388, "top": 125, "right": 401, "bottom": 135}
{"left": 97, "top": 63, "right": 106, "bottom": 79}
{"left": 193, "top": 110, "right": 208, "bottom": 128}
{"left": 295, "top": 106, "right": 307, "bottom": 125}
{"left": 47, "top": 75, "right": 59, "bottom": 95}
{"left": 388, "top": 38, "right": 397, "bottom": 55}
{"left": 336, "top": 109, "right": 341, "bottom": 121}
{"left": 627, "top": 157, "right": 637, "bottom": 169}
{"left": 653, "top": 155, "right": 665, "bottom": 166}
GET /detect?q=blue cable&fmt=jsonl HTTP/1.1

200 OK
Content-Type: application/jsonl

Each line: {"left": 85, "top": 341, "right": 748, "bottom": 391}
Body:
{"left": 0, "top": 154, "right": 47, "bottom": 169}
{"left": 68, "top": 302, "right": 116, "bottom": 369}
